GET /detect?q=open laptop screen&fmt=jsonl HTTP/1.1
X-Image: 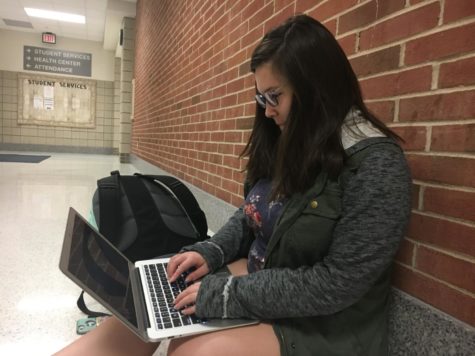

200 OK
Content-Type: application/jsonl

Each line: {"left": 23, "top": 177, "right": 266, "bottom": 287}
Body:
{"left": 60, "top": 209, "right": 138, "bottom": 328}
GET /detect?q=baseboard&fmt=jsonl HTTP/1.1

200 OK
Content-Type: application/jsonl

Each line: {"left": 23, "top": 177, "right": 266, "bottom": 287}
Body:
{"left": 0, "top": 143, "right": 115, "bottom": 155}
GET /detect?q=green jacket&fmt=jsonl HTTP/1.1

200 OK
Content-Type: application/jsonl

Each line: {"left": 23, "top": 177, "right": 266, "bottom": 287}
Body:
{"left": 267, "top": 139, "right": 402, "bottom": 355}
{"left": 192, "top": 138, "right": 412, "bottom": 356}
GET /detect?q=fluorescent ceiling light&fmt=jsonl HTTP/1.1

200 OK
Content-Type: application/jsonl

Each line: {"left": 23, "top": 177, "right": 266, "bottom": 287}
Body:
{"left": 24, "top": 8, "right": 85, "bottom": 24}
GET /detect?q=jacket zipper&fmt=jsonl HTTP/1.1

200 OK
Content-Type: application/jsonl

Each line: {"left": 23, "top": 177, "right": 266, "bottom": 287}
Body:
{"left": 277, "top": 325, "right": 288, "bottom": 356}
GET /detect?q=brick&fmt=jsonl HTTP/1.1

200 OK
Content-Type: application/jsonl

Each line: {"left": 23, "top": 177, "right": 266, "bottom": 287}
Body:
{"left": 392, "top": 264, "right": 475, "bottom": 326}
{"left": 233, "top": 144, "right": 248, "bottom": 157}
{"left": 205, "top": 142, "right": 219, "bottom": 153}
{"left": 406, "top": 154, "right": 475, "bottom": 187}
{"left": 226, "top": 78, "right": 246, "bottom": 94}
{"left": 376, "top": 0, "right": 407, "bottom": 19}
{"left": 208, "top": 153, "right": 223, "bottom": 165}
{"left": 215, "top": 187, "right": 232, "bottom": 203}
{"left": 231, "top": 193, "right": 243, "bottom": 207}
{"left": 212, "top": 84, "right": 227, "bottom": 97}
{"left": 416, "top": 245, "right": 475, "bottom": 293}
{"left": 339, "top": 0, "right": 405, "bottom": 34}
{"left": 242, "top": 0, "right": 266, "bottom": 21}
{"left": 359, "top": 2, "right": 440, "bottom": 50}
{"left": 249, "top": 2, "right": 274, "bottom": 31}
{"left": 431, "top": 124, "right": 475, "bottom": 153}
{"left": 224, "top": 131, "right": 242, "bottom": 143}
{"left": 244, "top": 102, "right": 257, "bottom": 116}
{"left": 412, "top": 184, "right": 421, "bottom": 209}
{"left": 391, "top": 126, "right": 427, "bottom": 151}
{"left": 222, "top": 178, "right": 240, "bottom": 194}
{"left": 360, "top": 66, "right": 432, "bottom": 100}
{"left": 225, "top": 106, "right": 244, "bottom": 119}
{"left": 339, "top": 1, "right": 378, "bottom": 34}
{"left": 237, "top": 88, "right": 254, "bottom": 104}
{"left": 408, "top": 212, "right": 475, "bottom": 257}
{"left": 308, "top": 0, "right": 359, "bottom": 23}
{"left": 224, "top": 41, "right": 241, "bottom": 63}
{"left": 350, "top": 45, "right": 400, "bottom": 77}
{"left": 405, "top": 22, "right": 475, "bottom": 65}
{"left": 439, "top": 56, "right": 475, "bottom": 89}
{"left": 233, "top": 168, "right": 246, "bottom": 184}
{"left": 366, "top": 100, "right": 395, "bottom": 123}
{"left": 264, "top": 3, "right": 296, "bottom": 32}
{"left": 228, "top": 49, "right": 248, "bottom": 69}
{"left": 220, "top": 94, "right": 237, "bottom": 107}
{"left": 399, "top": 91, "right": 475, "bottom": 122}
{"left": 217, "top": 143, "right": 234, "bottom": 155}
{"left": 208, "top": 173, "right": 222, "bottom": 187}
{"left": 295, "top": 0, "right": 324, "bottom": 14}
{"left": 274, "top": 0, "right": 294, "bottom": 11}
{"left": 338, "top": 33, "right": 357, "bottom": 56}
{"left": 394, "top": 238, "right": 415, "bottom": 266}
{"left": 444, "top": 0, "right": 475, "bottom": 23}
{"left": 240, "top": 25, "right": 264, "bottom": 49}
{"left": 229, "top": 19, "right": 249, "bottom": 45}
{"left": 236, "top": 116, "right": 254, "bottom": 130}
{"left": 223, "top": 155, "right": 242, "bottom": 170}
{"left": 323, "top": 19, "right": 337, "bottom": 36}
{"left": 239, "top": 60, "right": 251, "bottom": 77}
{"left": 423, "top": 186, "right": 475, "bottom": 222}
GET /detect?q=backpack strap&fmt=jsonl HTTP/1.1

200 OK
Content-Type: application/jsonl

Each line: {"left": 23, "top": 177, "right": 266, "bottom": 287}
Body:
{"left": 135, "top": 174, "right": 208, "bottom": 240}
{"left": 77, "top": 291, "right": 111, "bottom": 318}
{"left": 96, "top": 170, "right": 122, "bottom": 245}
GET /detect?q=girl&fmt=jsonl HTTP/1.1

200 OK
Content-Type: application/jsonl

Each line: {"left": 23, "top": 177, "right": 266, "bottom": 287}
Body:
{"left": 56, "top": 14, "right": 411, "bottom": 356}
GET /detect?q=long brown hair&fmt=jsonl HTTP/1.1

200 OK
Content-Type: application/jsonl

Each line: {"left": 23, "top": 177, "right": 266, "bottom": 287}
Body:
{"left": 241, "top": 15, "right": 400, "bottom": 199}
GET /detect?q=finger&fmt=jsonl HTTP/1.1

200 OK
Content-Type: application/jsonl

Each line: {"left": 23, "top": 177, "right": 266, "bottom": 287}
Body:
{"left": 174, "top": 292, "right": 198, "bottom": 311}
{"left": 173, "top": 283, "right": 198, "bottom": 304}
{"left": 168, "top": 258, "right": 194, "bottom": 282}
{"left": 185, "top": 264, "right": 209, "bottom": 282}
{"left": 174, "top": 283, "right": 200, "bottom": 309}
{"left": 171, "top": 261, "right": 196, "bottom": 282}
{"left": 167, "top": 254, "right": 186, "bottom": 278}
{"left": 180, "top": 305, "right": 196, "bottom": 315}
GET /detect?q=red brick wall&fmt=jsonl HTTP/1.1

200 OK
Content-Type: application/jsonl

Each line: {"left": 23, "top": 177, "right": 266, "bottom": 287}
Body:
{"left": 133, "top": 0, "right": 475, "bottom": 326}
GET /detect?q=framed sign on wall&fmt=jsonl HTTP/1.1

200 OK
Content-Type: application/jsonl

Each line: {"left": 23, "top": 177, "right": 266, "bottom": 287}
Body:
{"left": 18, "top": 74, "right": 96, "bottom": 128}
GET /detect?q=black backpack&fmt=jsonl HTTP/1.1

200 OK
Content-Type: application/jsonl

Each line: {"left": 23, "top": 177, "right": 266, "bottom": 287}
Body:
{"left": 77, "top": 170, "right": 209, "bottom": 317}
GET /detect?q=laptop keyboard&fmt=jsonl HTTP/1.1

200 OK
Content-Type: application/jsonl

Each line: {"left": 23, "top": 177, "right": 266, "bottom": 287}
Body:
{"left": 144, "top": 263, "right": 201, "bottom": 330}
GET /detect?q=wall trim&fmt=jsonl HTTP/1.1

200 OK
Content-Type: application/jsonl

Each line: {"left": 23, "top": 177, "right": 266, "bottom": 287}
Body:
{"left": 0, "top": 143, "right": 114, "bottom": 154}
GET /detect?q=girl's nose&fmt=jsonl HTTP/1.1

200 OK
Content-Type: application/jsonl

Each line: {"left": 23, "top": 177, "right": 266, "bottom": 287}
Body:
{"left": 265, "top": 105, "right": 276, "bottom": 118}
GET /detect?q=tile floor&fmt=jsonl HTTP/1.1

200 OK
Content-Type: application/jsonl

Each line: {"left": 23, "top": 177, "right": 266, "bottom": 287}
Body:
{"left": 0, "top": 151, "right": 167, "bottom": 355}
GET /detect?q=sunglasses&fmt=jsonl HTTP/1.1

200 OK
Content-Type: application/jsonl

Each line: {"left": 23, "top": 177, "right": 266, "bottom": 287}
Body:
{"left": 255, "top": 91, "right": 282, "bottom": 109}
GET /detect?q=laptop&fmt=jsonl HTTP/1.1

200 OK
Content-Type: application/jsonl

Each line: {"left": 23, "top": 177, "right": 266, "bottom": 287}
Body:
{"left": 59, "top": 207, "right": 258, "bottom": 342}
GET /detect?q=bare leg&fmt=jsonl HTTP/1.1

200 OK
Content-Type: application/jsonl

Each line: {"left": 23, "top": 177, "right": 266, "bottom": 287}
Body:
{"left": 168, "top": 258, "right": 280, "bottom": 356}
{"left": 53, "top": 317, "right": 159, "bottom": 356}
{"left": 167, "top": 323, "right": 280, "bottom": 356}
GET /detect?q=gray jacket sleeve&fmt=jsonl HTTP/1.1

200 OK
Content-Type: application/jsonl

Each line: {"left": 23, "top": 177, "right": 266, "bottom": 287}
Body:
{"left": 194, "top": 147, "right": 412, "bottom": 320}
{"left": 182, "top": 206, "right": 251, "bottom": 272}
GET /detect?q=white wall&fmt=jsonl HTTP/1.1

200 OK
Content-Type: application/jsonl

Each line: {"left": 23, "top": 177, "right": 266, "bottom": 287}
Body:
{"left": 0, "top": 29, "right": 115, "bottom": 81}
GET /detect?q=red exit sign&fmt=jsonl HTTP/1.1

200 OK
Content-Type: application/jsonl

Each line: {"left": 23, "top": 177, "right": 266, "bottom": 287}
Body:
{"left": 42, "top": 32, "right": 56, "bottom": 44}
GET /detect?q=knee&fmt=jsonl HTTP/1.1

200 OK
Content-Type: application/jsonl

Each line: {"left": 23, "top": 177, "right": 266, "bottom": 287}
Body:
{"left": 167, "top": 336, "right": 214, "bottom": 356}
{"left": 167, "top": 337, "right": 194, "bottom": 356}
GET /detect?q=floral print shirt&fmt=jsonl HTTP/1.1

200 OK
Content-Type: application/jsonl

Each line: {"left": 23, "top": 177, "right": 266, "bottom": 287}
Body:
{"left": 243, "top": 179, "right": 286, "bottom": 272}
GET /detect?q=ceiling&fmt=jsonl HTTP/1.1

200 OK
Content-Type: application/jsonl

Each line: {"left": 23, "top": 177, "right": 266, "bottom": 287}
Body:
{"left": 0, "top": 0, "right": 137, "bottom": 50}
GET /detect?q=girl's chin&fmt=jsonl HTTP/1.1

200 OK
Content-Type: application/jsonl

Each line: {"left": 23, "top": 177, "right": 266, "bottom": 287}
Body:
{"left": 272, "top": 118, "right": 283, "bottom": 128}
{"left": 275, "top": 120, "right": 286, "bottom": 131}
